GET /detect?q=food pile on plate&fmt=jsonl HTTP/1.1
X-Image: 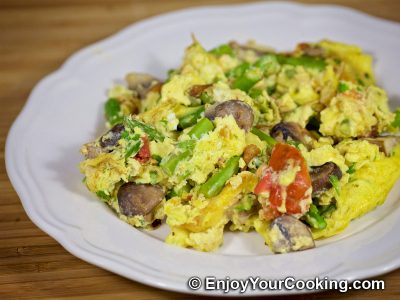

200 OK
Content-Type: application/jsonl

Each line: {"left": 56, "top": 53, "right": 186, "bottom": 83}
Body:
{"left": 80, "top": 38, "right": 400, "bottom": 253}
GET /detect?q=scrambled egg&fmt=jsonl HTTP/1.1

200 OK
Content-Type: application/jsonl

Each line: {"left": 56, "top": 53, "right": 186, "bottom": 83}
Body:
{"left": 165, "top": 172, "right": 258, "bottom": 251}
{"left": 320, "top": 84, "right": 394, "bottom": 138}
{"left": 80, "top": 151, "right": 140, "bottom": 194}
{"left": 173, "top": 115, "right": 246, "bottom": 185}
{"left": 318, "top": 40, "right": 375, "bottom": 85}
{"left": 161, "top": 42, "right": 225, "bottom": 106}
{"left": 313, "top": 146, "right": 400, "bottom": 239}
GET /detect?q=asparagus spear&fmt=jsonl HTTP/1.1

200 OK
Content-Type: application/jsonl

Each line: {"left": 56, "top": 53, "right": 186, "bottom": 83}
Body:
{"left": 124, "top": 116, "right": 164, "bottom": 142}
{"left": 188, "top": 118, "right": 214, "bottom": 139}
{"left": 161, "top": 150, "right": 192, "bottom": 176}
{"left": 250, "top": 127, "right": 277, "bottom": 147}
{"left": 304, "top": 203, "right": 327, "bottom": 229}
{"left": 161, "top": 118, "right": 215, "bottom": 176}
{"left": 199, "top": 156, "right": 240, "bottom": 198}
{"left": 178, "top": 106, "right": 205, "bottom": 129}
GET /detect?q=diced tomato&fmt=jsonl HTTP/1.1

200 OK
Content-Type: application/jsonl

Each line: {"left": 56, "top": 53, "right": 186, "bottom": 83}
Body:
{"left": 134, "top": 136, "right": 150, "bottom": 163}
{"left": 255, "top": 143, "right": 311, "bottom": 218}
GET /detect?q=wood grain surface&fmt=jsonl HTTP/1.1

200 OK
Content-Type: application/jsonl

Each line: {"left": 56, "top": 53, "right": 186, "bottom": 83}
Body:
{"left": 1, "top": 0, "right": 400, "bottom": 299}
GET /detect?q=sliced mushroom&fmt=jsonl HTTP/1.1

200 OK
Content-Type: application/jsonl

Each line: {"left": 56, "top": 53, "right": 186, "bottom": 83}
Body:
{"left": 269, "top": 214, "right": 315, "bottom": 253}
{"left": 270, "top": 122, "right": 314, "bottom": 148}
{"left": 81, "top": 143, "right": 106, "bottom": 159}
{"left": 296, "top": 43, "right": 325, "bottom": 57}
{"left": 310, "top": 162, "right": 342, "bottom": 196}
{"left": 362, "top": 136, "right": 400, "bottom": 156}
{"left": 205, "top": 100, "right": 254, "bottom": 131}
{"left": 243, "top": 144, "right": 261, "bottom": 164}
{"left": 117, "top": 183, "right": 164, "bottom": 217}
{"left": 228, "top": 41, "right": 273, "bottom": 60}
{"left": 100, "top": 123, "right": 125, "bottom": 148}
{"left": 189, "top": 84, "right": 213, "bottom": 97}
{"left": 125, "top": 72, "right": 160, "bottom": 99}
{"left": 255, "top": 124, "right": 271, "bottom": 132}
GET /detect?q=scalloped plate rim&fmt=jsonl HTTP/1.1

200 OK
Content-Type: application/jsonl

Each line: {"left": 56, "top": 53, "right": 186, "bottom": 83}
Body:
{"left": 5, "top": 1, "right": 400, "bottom": 296}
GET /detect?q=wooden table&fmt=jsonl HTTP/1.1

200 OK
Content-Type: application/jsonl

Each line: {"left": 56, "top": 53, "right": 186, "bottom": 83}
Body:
{"left": 1, "top": 0, "right": 399, "bottom": 299}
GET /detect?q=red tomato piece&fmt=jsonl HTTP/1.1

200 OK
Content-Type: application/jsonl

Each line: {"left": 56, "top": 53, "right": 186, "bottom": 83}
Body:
{"left": 255, "top": 143, "right": 311, "bottom": 218}
{"left": 134, "top": 136, "right": 151, "bottom": 163}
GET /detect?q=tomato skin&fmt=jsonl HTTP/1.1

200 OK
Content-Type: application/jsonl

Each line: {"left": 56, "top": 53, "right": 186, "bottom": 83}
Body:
{"left": 254, "top": 168, "right": 272, "bottom": 194}
{"left": 134, "top": 136, "right": 151, "bottom": 163}
{"left": 255, "top": 143, "right": 311, "bottom": 218}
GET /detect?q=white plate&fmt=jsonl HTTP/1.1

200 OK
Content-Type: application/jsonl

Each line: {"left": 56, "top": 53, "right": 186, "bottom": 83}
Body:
{"left": 5, "top": 1, "right": 400, "bottom": 296}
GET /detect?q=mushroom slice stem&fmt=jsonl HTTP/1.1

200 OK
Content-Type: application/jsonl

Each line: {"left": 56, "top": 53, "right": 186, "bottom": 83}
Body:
{"left": 362, "top": 136, "right": 400, "bottom": 156}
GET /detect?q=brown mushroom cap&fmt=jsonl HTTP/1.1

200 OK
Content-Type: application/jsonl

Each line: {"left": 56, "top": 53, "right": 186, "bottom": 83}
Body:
{"left": 205, "top": 100, "right": 254, "bottom": 131}
{"left": 125, "top": 72, "right": 160, "bottom": 99}
{"left": 117, "top": 183, "right": 164, "bottom": 217}
{"left": 270, "top": 122, "right": 314, "bottom": 148}
{"left": 100, "top": 123, "right": 125, "bottom": 148}
{"left": 81, "top": 143, "right": 106, "bottom": 159}
{"left": 310, "top": 162, "right": 342, "bottom": 196}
